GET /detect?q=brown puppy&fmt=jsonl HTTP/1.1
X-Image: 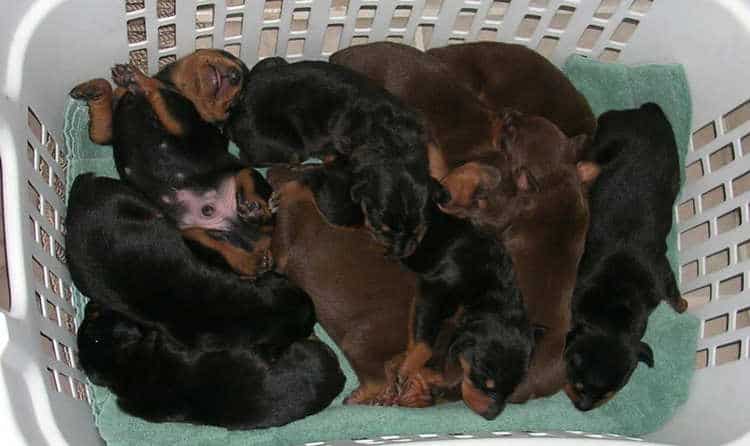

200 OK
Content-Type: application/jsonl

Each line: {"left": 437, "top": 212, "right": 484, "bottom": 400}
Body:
{"left": 427, "top": 42, "right": 596, "bottom": 137}
{"left": 330, "top": 42, "right": 502, "bottom": 180}
{"left": 441, "top": 113, "right": 597, "bottom": 403}
{"left": 269, "top": 166, "right": 418, "bottom": 405}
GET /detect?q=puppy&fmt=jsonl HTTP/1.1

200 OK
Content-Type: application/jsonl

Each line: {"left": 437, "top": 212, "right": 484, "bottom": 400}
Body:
{"left": 77, "top": 301, "right": 345, "bottom": 429}
{"left": 426, "top": 41, "right": 596, "bottom": 137}
{"left": 65, "top": 174, "right": 312, "bottom": 350}
{"left": 440, "top": 112, "right": 596, "bottom": 403}
{"left": 397, "top": 201, "right": 533, "bottom": 419}
{"left": 330, "top": 42, "right": 504, "bottom": 179}
{"left": 156, "top": 49, "right": 438, "bottom": 259}
{"left": 71, "top": 68, "right": 270, "bottom": 271}
{"left": 269, "top": 164, "right": 418, "bottom": 405}
{"left": 564, "top": 103, "right": 689, "bottom": 411}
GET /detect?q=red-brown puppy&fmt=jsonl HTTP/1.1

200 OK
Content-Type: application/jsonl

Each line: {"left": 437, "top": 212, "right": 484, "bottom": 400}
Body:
{"left": 441, "top": 113, "right": 598, "bottom": 403}
{"left": 330, "top": 42, "right": 502, "bottom": 179}
{"left": 269, "top": 166, "right": 419, "bottom": 405}
{"left": 427, "top": 41, "right": 596, "bottom": 137}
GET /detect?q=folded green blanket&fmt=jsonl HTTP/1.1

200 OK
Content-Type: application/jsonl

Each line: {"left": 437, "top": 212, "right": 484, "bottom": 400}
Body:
{"left": 64, "top": 55, "right": 699, "bottom": 446}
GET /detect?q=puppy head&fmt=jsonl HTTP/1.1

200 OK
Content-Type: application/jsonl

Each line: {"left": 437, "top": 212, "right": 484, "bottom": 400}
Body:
{"left": 564, "top": 329, "right": 653, "bottom": 411}
{"left": 450, "top": 320, "right": 533, "bottom": 419}
{"left": 351, "top": 165, "right": 447, "bottom": 259}
{"left": 158, "top": 49, "right": 246, "bottom": 122}
{"left": 438, "top": 161, "right": 526, "bottom": 225}
{"left": 498, "top": 110, "right": 592, "bottom": 183}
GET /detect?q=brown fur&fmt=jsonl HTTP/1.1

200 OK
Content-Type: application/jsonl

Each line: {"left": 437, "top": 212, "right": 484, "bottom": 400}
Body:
{"left": 159, "top": 49, "right": 244, "bottom": 123}
{"left": 69, "top": 79, "right": 115, "bottom": 145}
{"left": 441, "top": 114, "right": 597, "bottom": 403}
{"left": 269, "top": 172, "right": 418, "bottom": 404}
{"left": 427, "top": 41, "right": 596, "bottom": 137}
{"left": 330, "top": 42, "right": 502, "bottom": 173}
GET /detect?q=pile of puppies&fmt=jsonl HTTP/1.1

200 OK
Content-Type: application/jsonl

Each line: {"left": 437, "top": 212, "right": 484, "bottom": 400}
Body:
{"left": 67, "top": 41, "right": 688, "bottom": 430}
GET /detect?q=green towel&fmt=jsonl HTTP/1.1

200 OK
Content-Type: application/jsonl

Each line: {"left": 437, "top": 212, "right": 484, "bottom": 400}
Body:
{"left": 63, "top": 55, "right": 700, "bottom": 446}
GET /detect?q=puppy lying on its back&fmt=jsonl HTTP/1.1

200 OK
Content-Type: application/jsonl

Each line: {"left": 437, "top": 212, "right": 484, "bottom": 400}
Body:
{"left": 78, "top": 301, "right": 344, "bottom": 429}
{"left": 155, "top": 49, "right": 440, "bottom": 260}
{"left": 65, "top": 174, "right": 312, "bottom": 350}
{"left": 564, "top": 103, "right": 688, "bottom": 411}
{"left": 441, "top": 112, "right": 596, "bottom": 403}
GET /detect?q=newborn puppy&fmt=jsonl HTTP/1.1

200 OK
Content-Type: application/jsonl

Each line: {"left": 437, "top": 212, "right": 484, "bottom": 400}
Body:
{"left": 441, "top": 112, "right": 596, "bottom": 403}
{"left": 426, "top": 41, "right": 596, "bottom": 137}
{"left": 78, "top": 301, "right": 344, "bottom": 429}
{"left": 269, "top": 164, "right": 418, "bottom": 405}
{"left": 564, "top": 103, "right": 689, "bottom": 411}
{"left": 330, "top": 42, "right": 504, "bottom": 179}
{"left": 72, "top": 69, "right": 269, "bottom": 272}
{"left": 66, "top": 174, "right": 313, "bottom": 350}
{"left": 158, "top": 49, "right": 437, "bottom": 259}
{"left": 398, "top": 202, "right": 533, "bottom": 419}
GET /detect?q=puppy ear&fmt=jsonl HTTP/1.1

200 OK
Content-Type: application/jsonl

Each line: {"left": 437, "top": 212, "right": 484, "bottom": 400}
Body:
{"left": 577, "top": 161, "right": 601, "bottom": 185}
{"left": 515, "top": 167, "right": 540, "bottom": 192}
{"left": 638, "top": 342, "right": 655, "bottom": 368}
{"left": 448, "top": 333, "right": 476, "bottom": 361}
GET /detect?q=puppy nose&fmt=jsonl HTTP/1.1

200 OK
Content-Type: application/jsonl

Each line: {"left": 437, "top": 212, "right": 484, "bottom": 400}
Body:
{"left": 228, "top": 67, "right": 242, "bottom": 85}
{"left": 574, "top": 397, "right": 594, "bottom": 412}
{"left": 479, "top": 402, "right": 504, "bottom": 420}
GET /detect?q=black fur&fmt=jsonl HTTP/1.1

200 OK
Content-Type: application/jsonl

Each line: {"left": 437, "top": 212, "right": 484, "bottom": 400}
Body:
{"left": 77, "top": 301, "right": 345, "bottom": 429}
{"left": 565, "top": 103, "right": 686, "bottom": 411}
{"left": 404, "top": 208, "right": 533, "bottom": 419}
{"left": 65, "top": 174, "right": 313, "bottom": 350}
{"left": 224, "top": 58, "right": 436, "bottom": 258}
{"left": 111, "top": 76, "right": 242, "bottom": 206}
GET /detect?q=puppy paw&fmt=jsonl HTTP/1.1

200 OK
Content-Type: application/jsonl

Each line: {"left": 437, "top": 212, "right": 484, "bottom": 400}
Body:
{"left": 397, "top": 371, "right": 435, "bottom": 408}
{"left": 237, "top": 199, "right": 271, "bottom": 222}
{"left": 111, "top": 64, "right": 137, "bottom": 89}
{"left": 69, "top": 79, "right": 111, "bottom": 100}
{"left": 269, "top": 191, "right": 281, "bottom": 214}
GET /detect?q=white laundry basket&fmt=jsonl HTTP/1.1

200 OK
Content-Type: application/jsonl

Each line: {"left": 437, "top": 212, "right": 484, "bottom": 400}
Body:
{"left": 1, "top": 0, "right": 749, "bottom": 445}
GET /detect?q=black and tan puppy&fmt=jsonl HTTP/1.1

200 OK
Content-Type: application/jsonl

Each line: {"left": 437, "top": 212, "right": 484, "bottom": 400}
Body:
{"left": 396, "top": 202, "right": 533, "bottom": 419}
{"left": 65, "top": 174, "right": 312, "bottom": 350}
{"left": 156, "top": 49, "right": 438, "bottom": 259}
{"left": 71, "top": 67, "right": 272, "bottom": 273}
{"left": 77, "top": 301, "right": 344, "bottom": 429}
{"left": 426, "top": 41, "right": 596, "bottom": 138}
{"left": 564, "top": 103, "right": 688, "bottom": 411}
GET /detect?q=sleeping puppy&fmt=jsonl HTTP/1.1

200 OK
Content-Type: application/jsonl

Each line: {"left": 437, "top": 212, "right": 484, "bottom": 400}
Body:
{"left": 268, "top": 164, "right": 419, "bottom": 405}
{"left": 397, "top": 200, "right": 533, "bottom": 419}
{"left": 440, "top": 112, "right": 596, "bottom": 403}
{"left": 564, "top": 103, "right": 689, "bottom": 411}
{"left": 77, "top": 301, "right": 344, "bottom": 429}
{"left": 330, "top": 42, "right": 504, "bottom": 179}
{"left": 71, "top": 65, "right": 242, "bottom": 207}
{"left": 71, "top": 68, "right": 271, "bottom": 271}
{"left": 156, "top": 49, "right": 438, "bottom": 259}
{"left": 65, "top": 174, "right": 312, "bottom": 350}
{"left": 426, "top": 41, "right": 596, "bottom": 137}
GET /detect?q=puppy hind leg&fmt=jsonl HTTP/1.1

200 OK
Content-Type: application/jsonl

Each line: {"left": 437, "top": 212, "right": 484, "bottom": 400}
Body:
{"left": 69, "top": 79, "right": 114, "bottom": 145}
{"left": 111, "top": 64, "right": 185, "bottom": 137}
{"left": 656, "top": 257, "right": 688, "bottom": 313}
